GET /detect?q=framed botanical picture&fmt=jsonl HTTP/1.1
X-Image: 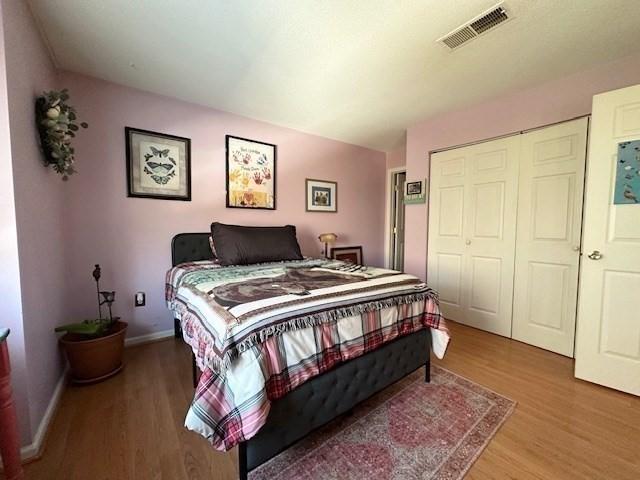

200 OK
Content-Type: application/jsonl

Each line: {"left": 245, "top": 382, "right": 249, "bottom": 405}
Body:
{"left": 125, "top": 127, "right": 191, "bottom": 201}
{"left": 406, "top": 181, "right": 422, "bottom": 195}
{"left": 306, "top": 179, "right": 337, "bottom": 212}
{"left": 226, "top": 135, "right": 276, "bottom": 209}
{"left": 330, "top": 246, "right": 363, "bottom": 265}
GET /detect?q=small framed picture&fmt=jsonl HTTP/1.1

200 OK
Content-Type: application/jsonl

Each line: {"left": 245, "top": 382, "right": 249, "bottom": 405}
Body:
{"left": 125, "top": 127, "right": 191, "bottom": 201}
{"left": 306, "top": 179, "right": 337, "bottom": 212}
{"left": 406, "top": 181, "right": 422, "bottom": 195}
{"left": 226, "top": 135, "right": 277, "bottom": 210}
{"left": 330, "top": 246, "right": 363, "bottom": 265}
{"left": 614, "top": 140, "right": 640, "bottom": 204}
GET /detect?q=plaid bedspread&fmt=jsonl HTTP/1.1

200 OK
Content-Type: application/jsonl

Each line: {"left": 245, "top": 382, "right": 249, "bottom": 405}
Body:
{"left": 166, "top": 259, "right": 450, "bottom": 451}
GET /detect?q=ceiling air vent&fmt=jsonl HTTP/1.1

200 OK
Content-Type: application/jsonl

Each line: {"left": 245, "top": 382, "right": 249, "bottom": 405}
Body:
{"left": 438, "top": 2, "right": 511, "bottom": 50}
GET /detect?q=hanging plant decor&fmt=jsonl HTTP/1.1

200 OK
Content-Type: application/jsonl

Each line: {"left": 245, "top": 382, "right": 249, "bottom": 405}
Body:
{"left": 35, "top": 89, "right": 88, "bottom": 180}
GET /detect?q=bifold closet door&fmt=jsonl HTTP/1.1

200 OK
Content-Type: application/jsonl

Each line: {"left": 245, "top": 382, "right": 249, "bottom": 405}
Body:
{"left": 511, "top": 118, "right": 588, "bottom": 357}
{"left": 428, "top": 136, "right": 520, "bottom": 337}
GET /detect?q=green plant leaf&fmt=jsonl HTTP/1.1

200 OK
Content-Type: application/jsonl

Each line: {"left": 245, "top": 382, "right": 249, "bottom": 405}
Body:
{"left": 55, "top": 323, "right": 102, "bottom": 335}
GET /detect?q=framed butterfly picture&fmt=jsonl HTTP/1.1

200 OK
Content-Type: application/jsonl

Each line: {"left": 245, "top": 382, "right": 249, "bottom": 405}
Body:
{"left": 125, "top": 127, "right": 191, "bottom": 201}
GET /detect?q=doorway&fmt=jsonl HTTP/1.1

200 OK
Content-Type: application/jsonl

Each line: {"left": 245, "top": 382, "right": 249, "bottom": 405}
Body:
{"left": 389, "top": 170, "right": 406, "bottom": 270}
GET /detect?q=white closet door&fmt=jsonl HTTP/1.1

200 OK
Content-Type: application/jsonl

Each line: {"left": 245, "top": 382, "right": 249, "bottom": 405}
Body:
{"left": 512, "top": 118, "right": 588, "bottom": 357}
{"left": 428, "top": 147, "right": 468, "bottom": 322}
{"left": 428, "top": 136, "right": 520, "bottom": 337}
{"left": 574, "top": 85, "right": 640, "bottom": 396}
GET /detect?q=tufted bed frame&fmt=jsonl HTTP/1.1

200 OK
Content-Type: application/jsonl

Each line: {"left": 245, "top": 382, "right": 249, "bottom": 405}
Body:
{"left": 171, "top": 233, "right": 431, "bottom": 479}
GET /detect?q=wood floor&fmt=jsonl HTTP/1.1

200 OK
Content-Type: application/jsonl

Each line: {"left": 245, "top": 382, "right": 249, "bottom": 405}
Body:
{"left": 23, "top": 321, "right": 640, "bottom": 480}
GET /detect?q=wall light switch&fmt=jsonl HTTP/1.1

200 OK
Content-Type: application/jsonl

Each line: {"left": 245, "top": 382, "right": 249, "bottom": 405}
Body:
{"left": 135, "top": 292, "right": 145, "bottom": 307}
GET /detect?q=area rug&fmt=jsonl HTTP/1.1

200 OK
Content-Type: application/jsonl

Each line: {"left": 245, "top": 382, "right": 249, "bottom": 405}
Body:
{"left": 250, "top": 366, "right": 515, "bottom": 480}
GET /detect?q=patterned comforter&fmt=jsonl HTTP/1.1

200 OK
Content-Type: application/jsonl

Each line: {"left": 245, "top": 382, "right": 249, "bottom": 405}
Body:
{"left": 166, "top": 258, "right": 450, "bottom": 451}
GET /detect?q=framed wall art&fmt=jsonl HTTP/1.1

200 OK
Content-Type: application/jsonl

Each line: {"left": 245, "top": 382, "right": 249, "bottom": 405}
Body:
{"left": 406, "top": 181, "right": 422, "bottom": 195}
{"left": 306, "top": 178, "right": 337, "bottom": 212}
{"left": 614, "top": 140, "right": 640, "bottom": 204}
{"left": 125, "top": 127, "right": 191, "bottom": 201}
{"left": 330, "top": 246, "right": 363, "bottom": 265}
{"left": 404, "top": 178, "right": 427, "bottom": 205}
{"left": 226, "top": 135, "right": 276, "bottom": 209}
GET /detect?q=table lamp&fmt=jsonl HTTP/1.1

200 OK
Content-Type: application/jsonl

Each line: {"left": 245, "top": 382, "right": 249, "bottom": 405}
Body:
{"left": 318, "top": 233, "right": 338, "bottom": 258}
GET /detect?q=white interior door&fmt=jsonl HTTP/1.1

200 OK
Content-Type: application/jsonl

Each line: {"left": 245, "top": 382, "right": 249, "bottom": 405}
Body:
{"left": 428, "top": 147, "right": 468, "bottom": 322}
{"left": 512, "top": 118, "right": 588, "bottom": 357}
{"left": 428, "top": 136, "right": 519, "bottom": 337}
{"left": 575, "top": 85, "right": 640, "bottom": 396}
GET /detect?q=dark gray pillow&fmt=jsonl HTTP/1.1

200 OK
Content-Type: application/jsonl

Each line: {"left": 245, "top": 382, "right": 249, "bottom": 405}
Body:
{"left": 211, "top": 222, "right": 303, "bottom": 266}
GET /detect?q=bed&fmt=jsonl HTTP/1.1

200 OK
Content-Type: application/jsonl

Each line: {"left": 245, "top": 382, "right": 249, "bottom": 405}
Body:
{"left": 167, "top": 230, "right": 449, "bottom": 479}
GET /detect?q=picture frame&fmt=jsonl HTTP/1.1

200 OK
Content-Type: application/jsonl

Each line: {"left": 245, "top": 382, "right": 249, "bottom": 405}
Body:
{"left": 406, "top": 181, "right": 422, "bottom": 195}
{"left": 614, "top": 140, "right": 640, "bottom": 204}
{"left": 125, "top": 127, "right": 191, "bottom": 201}
{"left": 306, "top": 178, "right": 338, "bottom": 212}
{"left": 404, "top": 178, "right": 427, "bottom": 205}
{"left": 226, "top": 135, "right": 277, "bottom": 210}
{"left": 330, "top": 246, "right": 363, "bottom": 265}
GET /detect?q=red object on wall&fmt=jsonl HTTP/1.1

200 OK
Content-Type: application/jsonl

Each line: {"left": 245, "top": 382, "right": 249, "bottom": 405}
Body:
{"left": 0, "top": 331, "right": 24, "bottom": 480}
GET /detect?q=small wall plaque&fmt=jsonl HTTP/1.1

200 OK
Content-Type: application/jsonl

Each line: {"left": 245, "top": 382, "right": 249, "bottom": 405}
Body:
{"left": 404, "top": 179, "right": 427, "bottom": 205}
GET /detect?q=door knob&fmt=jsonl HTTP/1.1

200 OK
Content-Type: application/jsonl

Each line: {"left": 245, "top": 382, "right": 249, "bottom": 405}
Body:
{"left": 587, "top": 250, "right": 603, "bottom": 260}
{"left": 465, "top": 239, "right": 471, "bottom": 245}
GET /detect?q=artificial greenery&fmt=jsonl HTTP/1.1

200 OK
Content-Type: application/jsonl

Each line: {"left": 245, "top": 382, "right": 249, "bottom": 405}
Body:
{"left": 54, "top": 318, "right": 118, "bottom": 337}
{"left": 35, "top": 89, "right": 88, "bottom": 180}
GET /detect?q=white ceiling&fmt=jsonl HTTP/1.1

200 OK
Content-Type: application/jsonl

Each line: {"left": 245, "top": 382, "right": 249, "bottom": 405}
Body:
{"left": 28, "top": 0, "right": 640, "bottom": 151}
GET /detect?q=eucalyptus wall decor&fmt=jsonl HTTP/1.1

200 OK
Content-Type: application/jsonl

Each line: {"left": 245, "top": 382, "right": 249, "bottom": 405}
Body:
{"left": 35, "top": 89, "right": 88, "bottom": 180}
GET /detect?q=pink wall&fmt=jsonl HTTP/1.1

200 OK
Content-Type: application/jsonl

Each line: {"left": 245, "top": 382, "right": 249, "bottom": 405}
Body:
{"left": 0, "top": 0, "right": 30, "bottom": 444}
{"left": 385, "top": 145, "right": 406, "bottom": 170}
{"left": 59, "top": 72, "right": 387, "bottom": 339}
{"left": 404, "top": 52, "right": 640, "bottom": 279}
{"left": 2, "top": 0, "right": 63, "bottom": 444}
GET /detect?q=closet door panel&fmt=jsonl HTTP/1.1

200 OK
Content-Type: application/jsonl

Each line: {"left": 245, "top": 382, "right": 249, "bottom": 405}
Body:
{"left": 463, "top": 137, "right": 519, "bottom": 337}
{"left": 512, "top": 118, "right": 588, "bottom": 356}
{"left": 428, "top": 151, "right": 468, "bottom": 321}
{"left": 429, "top": 136, "right": 519, "bottom": 337}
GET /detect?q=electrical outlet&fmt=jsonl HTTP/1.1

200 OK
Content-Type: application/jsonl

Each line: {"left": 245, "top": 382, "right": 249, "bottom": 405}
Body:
{"left": 135, "top": 292, "right": 145, "bottom": 307}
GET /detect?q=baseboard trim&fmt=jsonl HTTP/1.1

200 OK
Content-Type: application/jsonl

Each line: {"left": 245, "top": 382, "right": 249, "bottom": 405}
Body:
{"left": 18, "top": 328, "right": 174, "bottom": 464}
{"left": 19, "top": 367, "right": 67, "bottom": 463}
{"left": 124, "top": 329, "right": 174, "bottom": 347}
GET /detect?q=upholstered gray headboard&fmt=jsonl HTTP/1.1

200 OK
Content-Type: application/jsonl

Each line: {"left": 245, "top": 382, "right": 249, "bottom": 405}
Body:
{"left": 171, "top": 232, "right": 214, "bottom": 266}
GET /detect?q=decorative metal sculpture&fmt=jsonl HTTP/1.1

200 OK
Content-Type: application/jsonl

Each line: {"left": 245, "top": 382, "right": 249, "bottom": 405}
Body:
{"left": 93, "top": 264, "right": 116, "bottom": 321}
{"left": 55, "top": 264, "right": 117, "bottom": 336}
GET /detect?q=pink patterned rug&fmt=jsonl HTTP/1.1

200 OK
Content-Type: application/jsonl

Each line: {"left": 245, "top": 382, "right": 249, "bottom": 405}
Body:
{"left": 250, "top": 366, "right": 515, "bottom": 480}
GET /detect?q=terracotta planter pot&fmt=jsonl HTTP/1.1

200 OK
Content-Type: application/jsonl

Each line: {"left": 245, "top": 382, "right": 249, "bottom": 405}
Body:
{"left": 60, "top": 321, "right": 128, "bottom": 384}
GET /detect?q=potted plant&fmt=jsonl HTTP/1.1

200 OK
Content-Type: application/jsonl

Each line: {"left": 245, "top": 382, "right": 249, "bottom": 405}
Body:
{"left": 55, "top": 265, "right": 128, "bottom": 383}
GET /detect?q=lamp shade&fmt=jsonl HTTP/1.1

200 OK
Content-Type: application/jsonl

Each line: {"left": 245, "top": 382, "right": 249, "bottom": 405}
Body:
{"left": 318, "top": 233, "right": 338, "bottom": 243}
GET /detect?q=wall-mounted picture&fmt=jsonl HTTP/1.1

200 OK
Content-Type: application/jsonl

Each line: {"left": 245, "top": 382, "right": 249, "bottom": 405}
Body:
{"left": 406, "top": 181, "right": 423, "bottom": 195}
{"left": 125, "top": 127, "right": 191, "bottom": 201}
{"left": 330, "top": 246, "right": 363, "bottom": 265}
{"left": 614, "top": 140, "right": 640, "bottom": 204}
{"left": 306, "top": 178, "right": 337, "bottom": 212}
{"left": 404, "top": 178, "right": 427, "bottom": 205}
{"left": 226, "top": 135, "right": 276, "bottom": 209}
